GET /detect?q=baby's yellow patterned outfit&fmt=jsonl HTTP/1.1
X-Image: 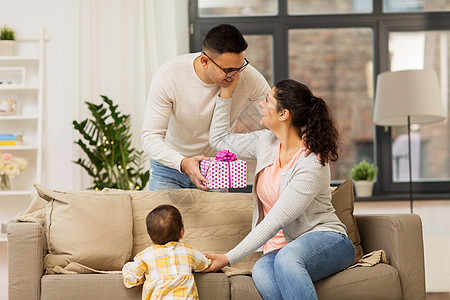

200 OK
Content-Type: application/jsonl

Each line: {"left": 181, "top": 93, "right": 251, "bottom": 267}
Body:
{"left": 122, "top": 241, "right": 210, "bottom": 300}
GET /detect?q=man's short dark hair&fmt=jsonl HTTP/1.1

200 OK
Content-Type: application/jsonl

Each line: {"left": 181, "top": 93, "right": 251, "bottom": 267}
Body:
{"left": 146, "top": 205, "right": 184, "bottom": 245}
{"left": 202, "top": 24, "right": 248, "bottom": 55}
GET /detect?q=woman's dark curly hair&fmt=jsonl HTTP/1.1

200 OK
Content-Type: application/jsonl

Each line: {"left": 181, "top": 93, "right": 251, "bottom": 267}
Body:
{"left": 274, "top": 79, "right": 340, "bottom": 166}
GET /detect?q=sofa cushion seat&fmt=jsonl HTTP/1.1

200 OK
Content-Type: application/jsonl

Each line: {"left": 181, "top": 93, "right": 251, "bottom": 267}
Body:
{"left": 228, "top": 263, "right": 401, "bottom": 300}
{"left": 229, "top": 275, "right": 262, "bottom": 300}
{"left": 314, "top": 263, "right": 402, "bottom": 300}
{"left": 41, "top": 274, "right": 140, "bottom": 300}
{"left": 41, "top": 273, "right": 230, "bottom": 300}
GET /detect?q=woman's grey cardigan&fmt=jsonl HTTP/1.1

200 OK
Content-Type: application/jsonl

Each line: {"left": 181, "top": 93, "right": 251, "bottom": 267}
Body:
{"left": 210, "top": 96, "right": 347, "bottom": 266}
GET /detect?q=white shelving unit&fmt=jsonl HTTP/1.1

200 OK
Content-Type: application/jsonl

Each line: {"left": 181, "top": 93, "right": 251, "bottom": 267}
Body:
{"left": 0, "top": 29, "right": 46, "bottom": 240}
{"left": 0, "top": 86, "right": 39, "bottom": 91}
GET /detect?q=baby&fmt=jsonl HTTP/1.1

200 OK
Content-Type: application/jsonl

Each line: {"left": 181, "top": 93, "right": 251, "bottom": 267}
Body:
{"left": 122, "top": 204, "right": 210, "bottom": 300}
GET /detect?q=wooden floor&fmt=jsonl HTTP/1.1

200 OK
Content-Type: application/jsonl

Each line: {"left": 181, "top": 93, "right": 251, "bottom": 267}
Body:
{"left": 427, "top": 293, "right": 450, "bottom": 300}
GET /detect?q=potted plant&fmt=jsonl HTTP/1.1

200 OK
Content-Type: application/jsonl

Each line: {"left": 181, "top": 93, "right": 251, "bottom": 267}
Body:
{"left": 73, "top": 95, "right": 149, "bottom": 190}
{"left": 350, "top": 159, "right": 378, "bottom": 197}
{"left": 0, "top": 25, "right": 15, "bottom": 56}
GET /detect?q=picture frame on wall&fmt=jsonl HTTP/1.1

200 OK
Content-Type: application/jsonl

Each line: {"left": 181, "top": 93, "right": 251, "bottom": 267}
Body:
{"left": 0, "top": 67, "right": 25, "bottom": 86}
{"left": 0, "top": 96, "right": 17, "bottom": 114}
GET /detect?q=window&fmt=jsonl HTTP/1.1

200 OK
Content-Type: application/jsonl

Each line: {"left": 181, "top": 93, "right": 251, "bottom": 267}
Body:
{"left": 383, "top": 0, "right": 450, "bottom": 12}
{"left": 288, "top": 27, "right": 373, "bottom": 180}
{"left": 288, "top": 0, "right": 373, "bottom": 14}
{"left": 189, "top": 0, "right": 450, "bottom": 196}
{"left": 389, "top": 31, "right": 450, "bottom": 183}
{"left": 198, "top": 0, "right": 277, "bottom": 17}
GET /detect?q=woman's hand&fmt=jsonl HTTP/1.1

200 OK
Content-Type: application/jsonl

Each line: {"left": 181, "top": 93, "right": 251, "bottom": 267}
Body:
{"left": 220, "top": 72, "right": 241, "bottom": 99}
{"left": 202, "top": 253, "right": 229, "bottom": 273}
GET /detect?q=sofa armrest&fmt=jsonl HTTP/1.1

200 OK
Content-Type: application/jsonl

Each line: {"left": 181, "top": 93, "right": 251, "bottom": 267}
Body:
{"left": 7, "top": 221, "right": 46, "bottom": 300}
{"left": 355, "top": 214, "right": 425, "bottom": 300}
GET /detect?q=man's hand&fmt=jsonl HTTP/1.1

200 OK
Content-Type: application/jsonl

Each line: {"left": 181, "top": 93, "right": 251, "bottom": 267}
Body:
{"left": 302, "top": 134, "right": 323, "bottom": 161}
{"left": 220, "top": 72, "right": 241, "bottom": 99}
{"left": 180, "top": 156, "right": 211, "bottom": 191}
{"left": 202, "top": 253, "right": 229, "bottom": 273}
{"left": 301, "top": 146, "right": 312, "bottom": 157}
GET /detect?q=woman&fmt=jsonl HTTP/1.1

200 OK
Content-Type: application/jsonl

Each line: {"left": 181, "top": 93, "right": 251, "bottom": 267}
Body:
{"left": 204, "top": 78, "right": 355, "bottom": 299}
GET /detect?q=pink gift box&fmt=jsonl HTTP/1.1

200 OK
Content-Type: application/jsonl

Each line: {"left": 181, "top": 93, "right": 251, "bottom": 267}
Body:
{"left": 200, "top": 151, "right": 247, "bottom": 189}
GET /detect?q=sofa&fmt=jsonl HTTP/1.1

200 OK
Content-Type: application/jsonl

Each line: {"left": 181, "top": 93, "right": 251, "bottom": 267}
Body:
{"left": 7, "top": 180, "right": 426, "bottom": 300}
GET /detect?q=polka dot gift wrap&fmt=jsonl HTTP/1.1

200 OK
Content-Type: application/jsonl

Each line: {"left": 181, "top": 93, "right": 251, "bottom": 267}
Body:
{"left": 200, "top": 151, "right": 247, "bottom": 189}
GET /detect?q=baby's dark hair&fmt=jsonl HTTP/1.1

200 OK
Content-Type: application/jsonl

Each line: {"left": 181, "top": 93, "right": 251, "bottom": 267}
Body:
{"left": 202, "top": 24, "right": 248, "bottom": 55}
{"left": 146, "top": 205, "right": 184, "bottom": 245}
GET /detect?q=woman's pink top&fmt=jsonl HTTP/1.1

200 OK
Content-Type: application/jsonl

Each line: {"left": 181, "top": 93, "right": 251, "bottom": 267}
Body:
{"left": 256, "top": 142, "right": 304, "bottom": 253}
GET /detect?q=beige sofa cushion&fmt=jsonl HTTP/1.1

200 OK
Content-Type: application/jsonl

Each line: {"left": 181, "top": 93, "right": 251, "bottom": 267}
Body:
{"left": 130, "top": 189, "right": 253, "bottom": 254}
{"left": 15, "top": 189, "right": 47, "bottom": 229}
{"left": 331, "top": 179, "right": 364, "bottom": 262}
{"left": 15, "top": 187, "right": 128, "bottom": 233}
{"left": 315, "top": 263, "right": 402, "bottom": 300}
{"left": 34, "top": 184, "right": 133, "bottom": 271}
{"left": 41, "top": 273, "right": 231, "bottom": 300}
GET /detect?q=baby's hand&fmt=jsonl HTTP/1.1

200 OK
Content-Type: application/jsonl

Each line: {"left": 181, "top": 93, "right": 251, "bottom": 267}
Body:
{"left": 201, "top": 253, "right": 229, "bottom": 273}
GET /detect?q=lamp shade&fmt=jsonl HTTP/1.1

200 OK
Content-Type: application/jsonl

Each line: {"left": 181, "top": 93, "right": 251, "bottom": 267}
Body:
{"left": 373, "top": 69, "right": 446, "bottom": 126}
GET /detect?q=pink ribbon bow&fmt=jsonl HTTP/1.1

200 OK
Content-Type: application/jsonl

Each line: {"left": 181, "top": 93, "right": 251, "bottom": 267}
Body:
{"left": 215, "top": 150, "right": 237, "bottom": 162}
{"left": 214, "top": 150, "right": 237, "bottom": 188}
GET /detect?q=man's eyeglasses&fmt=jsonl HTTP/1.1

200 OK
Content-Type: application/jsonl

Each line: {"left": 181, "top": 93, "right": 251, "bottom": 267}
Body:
{"left": 202, "top": 52, "right": 249, "bottom": 78}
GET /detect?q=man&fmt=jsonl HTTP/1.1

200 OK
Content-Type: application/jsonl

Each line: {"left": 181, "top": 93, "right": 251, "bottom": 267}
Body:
{"left": 142, "top": 24, "right": 270, "bottom": 190}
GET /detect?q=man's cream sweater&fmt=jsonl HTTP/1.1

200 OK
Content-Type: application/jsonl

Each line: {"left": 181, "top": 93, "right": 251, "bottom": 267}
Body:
{"left": 141, "top": 53, "right": 270, "bottom": 171}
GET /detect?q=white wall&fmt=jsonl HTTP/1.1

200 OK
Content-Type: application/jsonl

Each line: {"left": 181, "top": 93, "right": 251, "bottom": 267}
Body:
{"left": 1, "top": 0, "right": 79, "bottom": 191}
{"left": 1, "top": 1, "right": 78, "bottom": 298}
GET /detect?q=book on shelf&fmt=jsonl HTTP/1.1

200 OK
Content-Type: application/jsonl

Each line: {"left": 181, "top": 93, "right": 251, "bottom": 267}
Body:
{"left": 0, "top": 133, "right": 23, "bottom": 145}
{"left": 0, "top": 140, "right": 18, "bottom": 146}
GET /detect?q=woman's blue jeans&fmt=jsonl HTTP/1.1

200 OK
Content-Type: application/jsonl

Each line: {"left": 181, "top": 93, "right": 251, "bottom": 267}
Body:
{"left": 252, "top": 231, "right": 354, "bottom": 300}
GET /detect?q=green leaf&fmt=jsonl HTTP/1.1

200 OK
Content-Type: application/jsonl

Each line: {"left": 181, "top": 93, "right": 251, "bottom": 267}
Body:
{"left": 350, "top": 160, "right": 378, "bottom": 181}
{"left": 73, "top": 95, "right": 149, "bottom": 190}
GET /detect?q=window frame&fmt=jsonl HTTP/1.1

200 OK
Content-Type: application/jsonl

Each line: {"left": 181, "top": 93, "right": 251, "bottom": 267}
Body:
{"left": 189, "top": 0, "right": 450, "bottom": 198}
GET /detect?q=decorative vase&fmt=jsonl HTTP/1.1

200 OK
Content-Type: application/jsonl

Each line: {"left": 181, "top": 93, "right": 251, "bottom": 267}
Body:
{"left": 0, "top": 40, "right": 15, "bottom": 56}
{"left": 354, "top": 180, "right": 374, "bottom": 198}
{"left": 0, "top": 174, "right": 11, "bottom": 190}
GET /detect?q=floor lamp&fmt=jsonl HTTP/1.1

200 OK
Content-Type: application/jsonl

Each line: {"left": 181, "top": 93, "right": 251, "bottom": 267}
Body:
{"left": 373, "top": 69, "right": 446, "bottom": 213}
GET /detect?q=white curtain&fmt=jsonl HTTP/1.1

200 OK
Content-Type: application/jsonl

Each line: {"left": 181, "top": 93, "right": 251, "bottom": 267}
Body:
{"left": 75, "top": 0, "right": 189, "bottom": 188}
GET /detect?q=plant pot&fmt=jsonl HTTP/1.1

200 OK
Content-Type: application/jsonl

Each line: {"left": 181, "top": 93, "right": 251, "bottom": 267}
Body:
{"left": 354, "top": 180, "right": 374, "bottom": 198}
{"left": 0, "top": 40, "right": 15, "bottom": 56}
